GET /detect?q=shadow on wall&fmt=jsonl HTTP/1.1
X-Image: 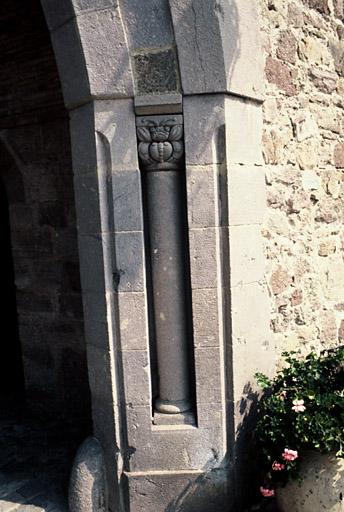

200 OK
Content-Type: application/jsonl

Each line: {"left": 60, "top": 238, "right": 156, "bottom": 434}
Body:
{"left": 158, "top": 386, "right": 263, "bottom": 512}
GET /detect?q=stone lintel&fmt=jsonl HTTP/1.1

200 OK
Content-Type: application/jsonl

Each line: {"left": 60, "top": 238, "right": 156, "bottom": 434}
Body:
{"left": 134, "top": 93, "right": 182, "bottom": 115}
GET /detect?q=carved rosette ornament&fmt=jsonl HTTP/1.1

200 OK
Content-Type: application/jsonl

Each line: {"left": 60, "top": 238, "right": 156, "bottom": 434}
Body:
{"left": 136, "top": 116, "right": 184, "bottom": 171}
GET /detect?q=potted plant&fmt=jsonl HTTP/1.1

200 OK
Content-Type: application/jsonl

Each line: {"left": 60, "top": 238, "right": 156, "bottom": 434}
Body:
{"left": 254, "top": 346, "right": 344, "bottom": 512}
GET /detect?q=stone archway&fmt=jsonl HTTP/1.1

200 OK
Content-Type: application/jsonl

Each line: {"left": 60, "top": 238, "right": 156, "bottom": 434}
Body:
{"left": 39, "top": 1, "right": 273, "bottom": 510}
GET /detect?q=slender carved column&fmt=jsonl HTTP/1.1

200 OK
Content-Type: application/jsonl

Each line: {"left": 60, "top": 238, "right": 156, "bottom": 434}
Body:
{"left": 136, "top": 115, "right": 192, "bottom": 414}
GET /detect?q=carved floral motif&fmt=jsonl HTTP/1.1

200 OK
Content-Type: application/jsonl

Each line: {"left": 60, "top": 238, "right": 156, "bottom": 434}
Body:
{"left": 136, "top": 117, "right": 184, "bottom": 171}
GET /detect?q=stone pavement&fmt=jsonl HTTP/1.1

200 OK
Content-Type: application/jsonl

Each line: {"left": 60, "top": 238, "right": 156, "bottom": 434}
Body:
{"left": 0, "top": 412, "right": 84, "bottom": 512}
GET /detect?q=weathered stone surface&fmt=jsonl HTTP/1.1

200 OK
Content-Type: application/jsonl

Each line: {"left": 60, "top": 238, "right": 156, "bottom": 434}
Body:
{"left": 69, "top": 437, "right": 107, "bottom": 512}
{"left": 334, "top": 0, "right": 344, "bottom": 19}
{"left": 170, "top": 0, "right": 264, "bottom": 100}
{"left": 121, "top": 351, "right": 151, "bottom": 406}
{"left": 51, "top": 7, "right": 133, "bottom": 107}
{"left": 94, "top": 99, "right": 139, "bottom": 172}
{"left": 338, "top": 319, "right": 344, "bottom": 341}
{"left": 277, "top": 452, "right": 344, "bottom": 512}
{"left": 318, "top": 240, "right": 336, "bottom": 256}
{"left": 112, "top": 170, "right": 143, "bottom": 232}
{"left": 184, "top": 95, "right": 226, "bottom": 166}
{"left": 270, "top": 266, "right": 292, "bottom": 295}
{"left": 299, "top": 36, "right": 332, "bottom": 65}
{"left": 288, "top": 2, "right": 304, "bottom": 26}
{"left": 291, "top": 289, "right": 303, "bottom": 306}
{"left": 309, "top": 68, "right": 338, "bottom": 93}
{"left": 73, "top": 175, "right": 102, "bottom": 235}
{"left": 228, "top": 165, "right": 266, "bottom": 226}
{"left": 189, "top": 228, "right": 218, "bottom": 289}
{"left": 292, "top": 112, "right": 319, "bottom": 142}
{"left": 187, "top": 167, "right": 216, "bottom": 228}
{"left": 132, "top": 49, "right": 180, "bottom": 95}
{"left": 192, "top": 288, "right": 219, "bottom": 347}
{"left": 114, "top": 231, "right": 145, "bottom": 292}
{"left": 265, "top": 57, "right": 297, "bottom": 96}
{"left": 195, "top": 347, "right": 222, "bottom": 404}
{"left": 124, "top": 469, "right": 229, "bottom": 512}
{"left": 301, "top": 169, "right": 321, "bottom": 190}
{"left": 276, "top": 30, "right": 298, "bottom": 64}
{"left": 318, "top": 309, "right": 337, "bottom": 342}
{"left": 225, "top": 96, "right": 264, "bottom": 165}
{"left": 118, "top": 292, "right": 147, "bottom": 350}
{"left": 297, "top": 140, "right": 319, "bottom": 169}
{"left": 231, "top": 282, "right": 273, "bottom": 396}
{"left": 305, "top": 0, "right": 330, "bottom": 14}
{"left": 330, "top": 40, "right": 344, "bottom": 77}
{"left": 77, "top": 234, "right": 107, "bottom": 294}
{"left": 334, "top": 142, "right": 344, "bottom": 167}
{"left": 119, "top": 0, "right": 174, "bottom": 49}
{"left": 229, "top": 225, "right": 265, "bottom": 286}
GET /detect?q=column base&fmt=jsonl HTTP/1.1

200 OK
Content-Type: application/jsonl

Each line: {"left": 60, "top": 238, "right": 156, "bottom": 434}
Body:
{"left": 155, "top": 398, "right": 192, "bottom": 414}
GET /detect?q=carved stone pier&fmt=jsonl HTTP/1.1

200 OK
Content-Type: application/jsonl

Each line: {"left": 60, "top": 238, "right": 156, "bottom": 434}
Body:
{"left": 136, "top": 115, "right": 192, "bottom": 415}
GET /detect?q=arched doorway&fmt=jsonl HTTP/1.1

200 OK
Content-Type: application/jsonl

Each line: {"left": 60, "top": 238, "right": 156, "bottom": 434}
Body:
{"left": 0, "top": 0, "right": 92, "bottom": 508}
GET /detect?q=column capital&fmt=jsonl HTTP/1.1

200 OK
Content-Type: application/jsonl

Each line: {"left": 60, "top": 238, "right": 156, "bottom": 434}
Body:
{"left": 136, "top": 115, "right": 184, "bottom": 172}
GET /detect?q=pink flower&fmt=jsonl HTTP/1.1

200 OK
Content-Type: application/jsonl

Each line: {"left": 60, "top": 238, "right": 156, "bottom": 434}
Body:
{"left": 292, "top": 399, "right": 306, "bottom": 412}
{"left": 260, "top": 487, "right": 275, "bottom": 498}
{"left": 282, "top": 448, "right": 298, "bottom": 461}
{"left": 272, "top": 461, "right": 285, "bottom": 471}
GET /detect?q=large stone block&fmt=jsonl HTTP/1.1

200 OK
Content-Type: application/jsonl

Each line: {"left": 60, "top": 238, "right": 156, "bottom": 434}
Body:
{"left": 123, "top": 468, "right": 230, "bottom": 512}
{"left": 132, "top": 49, "right": 180, "bottom": 95}
{"left": 95, "top": 99, "right": 138, "bottom": 172}
{"left": 112, "top": 170, "right": 143, "bottom": 232}
{"left": 121, "top": 350, "right": 151, "bottom": 406}
{"left": 50, "top": 18, "right": 92, "bottom": 108}
{"left": 231, "top": 282, "right": 273, "bottom": 402}
{"left": 78, "top": 234, "right": 109, "bottom": 294}
{"left": 73, "top": 174, "right": 102, "bottom": 234}
{"left": 114, "top": 231, "right": 145, "bottom": 292}
{"left": 195, "top": 347, "right": 223, "bottom": 405}
{"left": 228, "top": 165, "right": 266, "bottom": 226}
{"left": 192, "top": 288, "right": 219, "bottom": 347}
{"left": 42, "top": 0, "right": 117, "bottom": 31}
{"left": 70, "top": 103, "right": 97, "bottom": 176}
{"left": 50, "top": 8, "right": 133, "bottom": 107}
{"left": 229, "top": 225, "right": 265, "bottom": 286}
{"left": 184, "top": 95, "right": 226, "bottom": 166}
{"left": 117, "top": 292, "right": 148, "bottom": 350}
{"left": 225, "top": 96, "right": 264, "bottom": 166}
{"left": 119, "top": 0, "right": 174, "bottom": 49}
{"left": 186, "top": 166, "right": 217, "bottom": 228}
{"left": 125, "top": 407, "right": 223, "bottom": 472}
{"left": 79, "top": 7, "right": 133, "bottom": 99}
{"left": 170, "top": 0, "right": 264, "bottom": 100}
{"left": 188, "top": 228, "right": 218, "bottom": 289}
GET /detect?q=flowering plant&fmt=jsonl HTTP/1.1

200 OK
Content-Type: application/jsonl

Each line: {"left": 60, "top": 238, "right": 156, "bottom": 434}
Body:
{"left": 255, "top": 347, "right": 344, "bottom": 497}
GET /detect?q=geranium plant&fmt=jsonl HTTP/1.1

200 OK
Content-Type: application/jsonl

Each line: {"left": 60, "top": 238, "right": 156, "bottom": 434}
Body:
{"left": 255, "top": 346, "right": 344, "bottom": 498}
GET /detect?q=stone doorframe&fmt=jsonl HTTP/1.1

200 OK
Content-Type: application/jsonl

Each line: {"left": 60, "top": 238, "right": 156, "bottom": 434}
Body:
{"left": 40, "top": 1, "right": 274, "bottom": 510}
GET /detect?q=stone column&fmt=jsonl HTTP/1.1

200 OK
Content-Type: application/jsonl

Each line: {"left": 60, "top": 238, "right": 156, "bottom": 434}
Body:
{"left": 136, "top": 115, "right": 192, "bottom": 415}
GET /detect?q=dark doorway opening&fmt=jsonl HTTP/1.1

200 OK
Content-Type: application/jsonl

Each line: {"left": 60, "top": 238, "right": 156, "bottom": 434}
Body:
{"left": 0, "top": 178, "right": 25, "bottom": 415}
{"left": 0, "top": 0, "right": 92, "bottom": 509}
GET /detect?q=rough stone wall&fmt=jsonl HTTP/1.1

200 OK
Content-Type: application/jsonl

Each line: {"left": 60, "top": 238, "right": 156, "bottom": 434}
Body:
{"left": 0, "top": 0, "right": 91, "bottom": 423}
{"left": 1, "top": 122, "right": 90, "bottom": 421}
{"left": 259, "top": 0, "right": 344, "bottom": 360}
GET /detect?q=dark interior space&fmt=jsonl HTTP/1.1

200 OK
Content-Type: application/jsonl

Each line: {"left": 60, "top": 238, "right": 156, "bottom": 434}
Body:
{"left": 0, "top": 178, "right": 25, "bottom": 413}
{"left": 0, "top": 0, "right": 92, "bottom": 509}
